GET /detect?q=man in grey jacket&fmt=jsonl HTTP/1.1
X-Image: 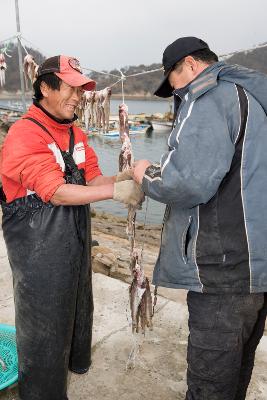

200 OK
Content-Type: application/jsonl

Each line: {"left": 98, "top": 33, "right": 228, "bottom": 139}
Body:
{"left": 133, "top": 37, "right": 267, "bottom": 400}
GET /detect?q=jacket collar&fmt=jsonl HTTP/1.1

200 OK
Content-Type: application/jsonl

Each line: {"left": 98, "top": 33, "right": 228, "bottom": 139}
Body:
{"left": 33, "top": 100, "right": 78, "bottom": 125}
{"left": 24, "top": 102, "right": 77, "bottom": 132}
{"left": 188, "top": 61, "right": 226, "bottom": 100}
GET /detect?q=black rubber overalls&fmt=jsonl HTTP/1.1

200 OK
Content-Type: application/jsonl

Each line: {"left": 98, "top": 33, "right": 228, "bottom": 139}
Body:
{"left": 1, "top": 120, "right": 93, "bottom": 400}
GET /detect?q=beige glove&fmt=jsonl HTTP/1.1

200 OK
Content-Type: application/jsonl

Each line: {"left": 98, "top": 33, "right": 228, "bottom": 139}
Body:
{"left": 115, "top": 169, "right": 133, "bottom": 182}
{"left": 113, "top": 180, "right": 144, "bottom": 207}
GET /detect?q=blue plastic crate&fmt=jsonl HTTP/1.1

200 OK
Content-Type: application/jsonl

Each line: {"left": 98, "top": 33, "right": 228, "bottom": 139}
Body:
{"left": 0, "top": 324, "right": 18, "bottom": 390}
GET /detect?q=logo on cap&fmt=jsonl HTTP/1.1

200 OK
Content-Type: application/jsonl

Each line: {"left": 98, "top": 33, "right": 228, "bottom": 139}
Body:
{"left": 68, "top": 58, "right": 82, "bottom": 73}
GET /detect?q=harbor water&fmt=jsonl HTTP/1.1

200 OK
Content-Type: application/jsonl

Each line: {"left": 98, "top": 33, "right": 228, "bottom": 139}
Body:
{"left": 90, "top": 129, "right": 169, "bottom": 224}
{"left": 0, "top": 98, "right": 172, "bottom": 116}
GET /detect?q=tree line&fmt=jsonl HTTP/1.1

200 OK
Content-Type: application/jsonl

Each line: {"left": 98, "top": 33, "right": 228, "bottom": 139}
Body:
{"left": 1, "top": 43, "right": 267, "bottom": 95}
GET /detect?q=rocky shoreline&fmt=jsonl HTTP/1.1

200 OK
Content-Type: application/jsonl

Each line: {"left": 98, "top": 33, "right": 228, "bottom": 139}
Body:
{"left": 91, "top": 209, "right": 186, "bottom": 303}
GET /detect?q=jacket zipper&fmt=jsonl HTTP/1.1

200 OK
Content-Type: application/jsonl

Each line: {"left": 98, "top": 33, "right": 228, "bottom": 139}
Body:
{"left": 182, "top": 216, "right": 192, "bottom": 264}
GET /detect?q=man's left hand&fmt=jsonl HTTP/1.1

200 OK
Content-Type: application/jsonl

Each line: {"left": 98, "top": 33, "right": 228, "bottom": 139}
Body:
{"left": 133, "top": 160, "right": 152, "bottom": 184}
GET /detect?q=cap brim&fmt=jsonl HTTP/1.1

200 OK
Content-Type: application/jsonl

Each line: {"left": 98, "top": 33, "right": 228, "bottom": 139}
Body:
{"left": 55, "top": 71, "right": 96, "bottom": 91}
{"left": 154, "top": 71, "right": 173, "bottom": 98}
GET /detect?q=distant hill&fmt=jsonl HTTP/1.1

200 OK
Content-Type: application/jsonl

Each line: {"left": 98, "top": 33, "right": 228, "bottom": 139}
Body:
{"left": 223, "top": 43, "right": 267, "bottom": 74}
{"left": 91, "top": 44, "right": 267, "bottom": 95}
{"left": 88, "top": 64, "right": 163, "bottom": 95}
{"left": 1, "top": 42, "right": 266, "bottom": 95}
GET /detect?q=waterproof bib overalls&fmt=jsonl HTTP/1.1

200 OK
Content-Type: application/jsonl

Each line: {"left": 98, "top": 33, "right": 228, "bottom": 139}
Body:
{"left": 1, "top": 119, "right": 93, "bottom": 400}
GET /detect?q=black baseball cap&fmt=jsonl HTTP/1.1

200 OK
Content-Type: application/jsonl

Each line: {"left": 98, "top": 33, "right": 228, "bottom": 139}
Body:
{"left": 154, "top": 37, "right": 209, "bottom": 98}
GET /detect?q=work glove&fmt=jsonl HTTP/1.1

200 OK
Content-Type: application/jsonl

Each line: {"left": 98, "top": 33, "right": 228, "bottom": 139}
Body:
{"left": 113, "top": 180, "right": 145, "bottom": 207}
{"left": 115, "top": 169, "right": 133, "bottom": 182}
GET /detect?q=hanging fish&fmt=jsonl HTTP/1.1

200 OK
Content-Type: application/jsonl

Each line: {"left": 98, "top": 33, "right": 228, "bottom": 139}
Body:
{"left": 0, "top": 53, "right": 7, "bottom": 87}
{"left": 99, "top": 87, "right": 111, "bottom": 133}
{"left": 23, "top": 54, "right": 39, "bottom": 89}
{"left": 119, "top": 103, "right": 153, "bottom": 334}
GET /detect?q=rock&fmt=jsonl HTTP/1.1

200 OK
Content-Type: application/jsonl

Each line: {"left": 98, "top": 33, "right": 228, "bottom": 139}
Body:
{"left": 92, "top": 246, "right": 118, "bottom": 275}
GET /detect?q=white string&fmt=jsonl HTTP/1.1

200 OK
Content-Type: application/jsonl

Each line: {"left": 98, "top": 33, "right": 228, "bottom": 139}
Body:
{"left": 1, "top": 44, "right": 12, "bottom": 58}
{"left": 0, "top": 36, "right": 16, "bottom": 57}
{"left": 109, "top": 77, "right": 123, "bottom": 88}
{"left": 21, "top": 36, "right": 50, "bottom": 57}
{"left": 3, "top": 33, "right": 267, "bottom": 73}
{"left": 3, "top": 49, "right": 12, "bottom": 58}
{"left": 0, "top": 35, "right": 16, "bottom": 46}
{"left": 126, "top": 338, "right": 138, "bottom": 370}
{"left": 18, "top": 36, "right": 28, "bottom": 55}
{"left": 140, "top": 197, "right": 149, "bottom": 264}
{"left": 82, "top": 66, "right": 120, "bottom": 79}
{"left": 118, "top": 70, "right": 125, "bottom": 104}
{"left": 121, "top": 79, "right": 124, "bottom": 104}
{"left": 126, "top": 67, "right": 164, "bottom": 78}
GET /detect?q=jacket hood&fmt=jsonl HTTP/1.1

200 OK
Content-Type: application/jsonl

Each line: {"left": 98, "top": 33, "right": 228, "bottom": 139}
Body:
{"left": 218, "top": 63, "right": 267, "bottom": 115}
{"left": 188, "top": 61, "right": 267, "bottom": 115}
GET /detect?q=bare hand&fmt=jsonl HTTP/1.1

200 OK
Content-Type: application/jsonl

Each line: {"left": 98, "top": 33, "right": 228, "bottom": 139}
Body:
{"left": 133, "top": 160, "right": 152, "bottom": 184}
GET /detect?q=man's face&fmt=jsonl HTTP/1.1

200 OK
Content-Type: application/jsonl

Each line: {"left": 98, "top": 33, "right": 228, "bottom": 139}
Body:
{"left": 41, "top": 81, "right": 83, "bottom": 120}
{"left": 168, "top": 62, "right": 195, "bottom": 90}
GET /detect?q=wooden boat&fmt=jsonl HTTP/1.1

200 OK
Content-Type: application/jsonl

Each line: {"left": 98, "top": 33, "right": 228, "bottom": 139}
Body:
{"left": 151, "top": 120, "right": 173, "bottom": 132}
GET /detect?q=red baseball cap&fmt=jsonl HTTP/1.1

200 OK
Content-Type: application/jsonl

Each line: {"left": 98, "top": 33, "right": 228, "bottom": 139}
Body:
{"left": 37, "top": 55, "right": 96, "bottom": 91}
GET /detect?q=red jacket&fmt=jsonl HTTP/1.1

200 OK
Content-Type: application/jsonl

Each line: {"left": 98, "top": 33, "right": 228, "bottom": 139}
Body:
{"left": 0, "top": 104, "right": 102, "bottom": 203}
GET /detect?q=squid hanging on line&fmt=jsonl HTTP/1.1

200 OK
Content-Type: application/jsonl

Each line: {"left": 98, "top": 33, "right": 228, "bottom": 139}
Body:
{"left": 81, "top": 87, "right": 112, "bottom": 132}
{"left": 0, "top": 53, "right": 7, "bottom": 87}
{"left": 23, "top": 54, "right": 39, "bottom": 89}
{"left": 119, "top": 103, "right": 153, "bottom": 335}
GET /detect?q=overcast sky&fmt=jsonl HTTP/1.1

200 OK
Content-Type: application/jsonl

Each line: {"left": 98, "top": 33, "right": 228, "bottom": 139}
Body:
{"left": 1, "top": 0, "right": 266, "bottom": 72}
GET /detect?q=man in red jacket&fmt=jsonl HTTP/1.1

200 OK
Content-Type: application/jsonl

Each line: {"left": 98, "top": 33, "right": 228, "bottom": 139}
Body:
{"left": 0, "top": 55, "right": 142, "bottom": 400}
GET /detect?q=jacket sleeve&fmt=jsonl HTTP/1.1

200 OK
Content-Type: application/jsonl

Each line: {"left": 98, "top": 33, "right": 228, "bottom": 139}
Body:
{"left": 1, "top": 124, "right": 65, "bottom": 202}
{"left": 142, "top": 95, "right": 235, "bottom": 208}
{"left": 83, "top": 138, "right": 102, "bottom": 182}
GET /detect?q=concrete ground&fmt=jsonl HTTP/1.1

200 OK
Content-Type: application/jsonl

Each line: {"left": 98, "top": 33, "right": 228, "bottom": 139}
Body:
{"left": 0, "top": 227, "right": 267, "bottom": 399}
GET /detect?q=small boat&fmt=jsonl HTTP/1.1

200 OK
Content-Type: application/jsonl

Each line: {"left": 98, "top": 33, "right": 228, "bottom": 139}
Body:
{"left": 102, "top": 130, "right": 138, "bottom": 137}
{"left": 128, "top": 122, "right": 151, "bottom": 132}
{"left": 86, "top": 121, "right": 151, "bottom": 137}
{"left": 89, "top": 129, "right": 139, "bottom": 138}
{"left": 151, "top": 120, "right": 173, "bottom": 132}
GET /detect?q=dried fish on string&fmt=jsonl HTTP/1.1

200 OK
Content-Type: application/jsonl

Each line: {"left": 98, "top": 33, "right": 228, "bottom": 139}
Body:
{"left": 79, "top": 87, "right": 111, "bottom": 132}
{"left": 99, "top": 87, "right": 112, "bottom": 133}
{"left": 23, "top": 54, "right": 39, "bottom": 89}
{"left": 82, "top": 90, "right": 95, "bottom": 130}
{"left": 0, "top": 53, "right": 7, "bottom": 87}
{"left": 119, "top": 103, "right": 153, "bottom": 334}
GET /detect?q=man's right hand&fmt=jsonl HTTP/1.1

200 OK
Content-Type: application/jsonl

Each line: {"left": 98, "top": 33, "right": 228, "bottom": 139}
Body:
{"left": 133, "top": 160, "right": 152, "bottom": 184}
{"left": 113, "top": 180, "right": 144, "bottom": 207}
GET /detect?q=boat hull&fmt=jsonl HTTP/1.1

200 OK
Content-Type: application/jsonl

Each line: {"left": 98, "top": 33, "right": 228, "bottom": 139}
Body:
{"left": 151, "top": 121, "right": 172, "bottom": 132}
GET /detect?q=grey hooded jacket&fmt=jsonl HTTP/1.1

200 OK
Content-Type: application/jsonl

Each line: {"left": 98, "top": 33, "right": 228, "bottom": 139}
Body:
{"left": 142, "top": 62, "right": 267, "bottom": 294}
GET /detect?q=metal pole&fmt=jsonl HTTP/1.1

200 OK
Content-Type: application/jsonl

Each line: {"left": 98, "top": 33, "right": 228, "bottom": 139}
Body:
{"left": 15, "top": 0, "right": 26, "bottom": 112}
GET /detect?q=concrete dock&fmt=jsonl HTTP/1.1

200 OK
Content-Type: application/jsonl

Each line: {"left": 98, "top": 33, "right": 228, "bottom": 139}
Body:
{"left": 0, "top": 226, "right": 266, "bottom": 400}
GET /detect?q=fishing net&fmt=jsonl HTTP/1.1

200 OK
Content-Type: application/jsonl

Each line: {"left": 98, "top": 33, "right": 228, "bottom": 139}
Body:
{"left": 0, "top": 324, "right": 18, "bottom": 390}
